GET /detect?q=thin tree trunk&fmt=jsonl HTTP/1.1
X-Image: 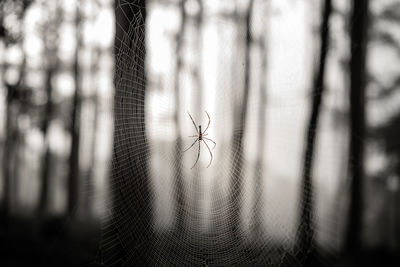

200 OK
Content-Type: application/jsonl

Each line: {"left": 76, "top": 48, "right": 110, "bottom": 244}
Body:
{"left": 345, "top": 0, "right": 369, "bottom": 255}
{"left": 67, "top": 2, "right": 82, "bottom": 216}
{"left": 1, "top": 4, "right": 12, "bottom": 214}
{"left": 0, "top": 8, "right": 8, "bottom": 217}
{"left": 11, "top": 55, "right": 28, "bottom": 213}
{"left": 193, "top": 0, "right": 203, "bottom": 117}
{"left": 38, "top": 0, "right": 62, "bottom": 216}
{"left": 1, "top": 56, "right": 26, "bottom": 216}
{"left": 2, "top": 85, "right": 13, "bottom": 217}
{"left": 228, "top": 0, "right": 254, "bottom": 240}
{"left": 173, "top": 0, "right": 186, "bottom": 234}
{"left": 252, "top": 10, "right": 268, "bottom": 237}
{"left": 38, "top": 66, "right": 54, "bottom": 214}
{"left": 101, "top": 1, "right": 152, "bottom": 265}
{"left": 85, "top": 47, "right": 101, "bottom": 218}
{"left": 295, "top": 0, "right": 332, "bottom": 263}
{"left": 190, "top": 0, "right": 203, "bottom": 233}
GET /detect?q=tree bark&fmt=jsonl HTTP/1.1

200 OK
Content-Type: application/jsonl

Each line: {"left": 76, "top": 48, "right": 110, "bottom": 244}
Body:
{"left": 295, "top": 0, "right": 332, "bottom": 263}
{"left": 345, "top": 0, "right": 369, "bottom": 255}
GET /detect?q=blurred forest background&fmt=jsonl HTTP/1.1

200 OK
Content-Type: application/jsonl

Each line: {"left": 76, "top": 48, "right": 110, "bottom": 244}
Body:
{"left": 1, "top": 0, "right": 400, "bottom": 266}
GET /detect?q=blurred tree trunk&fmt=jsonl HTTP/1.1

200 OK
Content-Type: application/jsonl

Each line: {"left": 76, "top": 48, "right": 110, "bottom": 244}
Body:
{"left": 12, "top": 136, "right": 22, "bottom": 209}
{"left": 0, "top": 0, "right": 34, "bottom": 218}
{"left": 0, "top": 5, "right": 4, "bottom": 39}
{"left": 173, "top": 0, "right": 186, "bottom": 234}
{"left": 38, "top": 66, "right": 55, "bottom": 214}
{"left": 190, "top": 0, "right": 203, "bottom": 233}
{"left": 67, "top": 2, "right": 82, "bottom": 216}
{"left": 11, "top": 57, "right": 28, "bottom": 211}
{"left": 345, "top": 0, "right": 369, "bottom": 254}
{"left": 2, "top": 58, "right": 26, "bottom": 217}
{"left": 252, "top": 9, "right": 268, "bottom": 238}
{"left": 295, "top": 0, "right": 332, "bottom": 263}
{"left": 228, "top": 0, "right": 254, "bottom": 240}
{"left": 2, "top": 83, "right": 13, "bottom": 217}
{"left": 1, "top": 4, "right": 11, "bottom": 217}
{"left": 101, "top": 0, "right": 152, "bottom": 265}
{"left": 84, "top": 47, "right": 101, "bottom": 218}
{"left": 38, "top": 0, "right": 61, "bottom": 215}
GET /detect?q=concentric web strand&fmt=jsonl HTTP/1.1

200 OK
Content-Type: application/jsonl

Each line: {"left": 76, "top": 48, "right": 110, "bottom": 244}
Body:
{"left": 99, "top": 0, "right": 342, "bottom": 266}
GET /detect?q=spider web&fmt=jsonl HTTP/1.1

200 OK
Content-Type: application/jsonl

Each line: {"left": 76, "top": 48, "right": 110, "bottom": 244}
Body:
{"left": 98, "top": 0, "right": 343, "bottom": 266}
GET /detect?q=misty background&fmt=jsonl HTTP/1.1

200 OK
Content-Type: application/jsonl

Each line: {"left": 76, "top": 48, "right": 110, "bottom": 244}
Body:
{"left": 1, "top": 0, "right": 400, "bottom": 266}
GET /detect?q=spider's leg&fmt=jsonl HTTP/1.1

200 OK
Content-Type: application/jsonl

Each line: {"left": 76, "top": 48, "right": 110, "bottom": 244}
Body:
{"left": 203, "top": 111, "right": 211, "bottom": 134}
{"left": 190, "top": 140, "right": 201, "bottom": 169}
{"left": 203, "top": 140, "right": 213, "bottom": 168}
{"left": 188, "top": 135, "right": 198, "bottom": 137}
{"left": 184, "top": 138, "right": 199, "bottom": 152}
{"left": 203, "top": 137, "right": 216, "bottom": 150}
{"left": 187, "top": 111, "right": 199, "bottom": 134}
{"left": 203, "top": 133, "right": 208, "bottom": 136}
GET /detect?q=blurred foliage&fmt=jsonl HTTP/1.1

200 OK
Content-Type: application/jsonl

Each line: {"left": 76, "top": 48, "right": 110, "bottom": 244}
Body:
{"left": 378, "top": 2, "right": 400, "bottom": 23}
{"left": 370, "top": 1, "right": 400, "bottom": 181}
{"left": 0, "top": 0, "right": 33, "bottom": 43}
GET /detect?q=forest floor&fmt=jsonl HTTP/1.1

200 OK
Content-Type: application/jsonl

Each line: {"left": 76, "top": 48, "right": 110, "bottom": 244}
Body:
{"left": 0, "top": 216, "right": 399, "bottom": 266}
{"left": 0, "top": 215, "right": 101, "bottom": 267}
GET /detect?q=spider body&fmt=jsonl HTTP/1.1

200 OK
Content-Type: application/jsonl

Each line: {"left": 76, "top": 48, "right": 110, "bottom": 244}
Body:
{"left": 184, "top": 111, "right": 216, "bottom": 169}
{"left": 198, "top": 126, "right": 203, "bottom": 140}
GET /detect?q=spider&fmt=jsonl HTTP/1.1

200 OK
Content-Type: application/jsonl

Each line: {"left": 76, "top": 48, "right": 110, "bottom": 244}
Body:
{"left": 184, "top": 111, "right": 216, "bottom": 169}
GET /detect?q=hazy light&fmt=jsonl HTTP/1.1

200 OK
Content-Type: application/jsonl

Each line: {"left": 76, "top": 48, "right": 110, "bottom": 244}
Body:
{"left": 55, "top": 72, "right": 75, "bottom": 98}
{"left": 5, "top": 45, "right": 23, "bottom": 64}
{"left": 49, "top": 120, "right": 71, "bottom": 156}
{"left": 387, "top": 175, "right": 399, "bottom": 192}
{"left": 26, "top": 127, "right": 44, "bottom": 151}
{"left": 26, "top": 70, "right": 44, "bottom": 89}
{"left": 94, "top": 9, "right": 114, "bottom": 48}
{"left": 62, "top": 0, "right": 76, "bottom": 19}
{"left": 5, "top": 67, "right": 20, "bottom": 85}
{"left": 369, "top": 43, "right": 400, "bottom": 88}
{"left": 58, "top": 23, "right": 76, "bottom": 63}
{"left": 185, "top": 0, "right": 200, "bottom": 16}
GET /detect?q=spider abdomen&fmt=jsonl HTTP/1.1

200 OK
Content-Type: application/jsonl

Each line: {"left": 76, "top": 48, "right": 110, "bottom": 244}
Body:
{"left": 199, "top": 125, "right": 203, "bottom": 140}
